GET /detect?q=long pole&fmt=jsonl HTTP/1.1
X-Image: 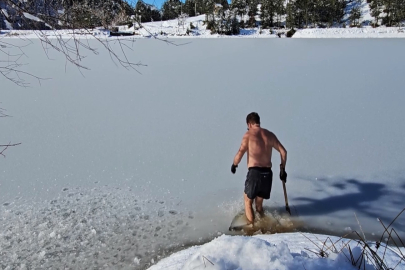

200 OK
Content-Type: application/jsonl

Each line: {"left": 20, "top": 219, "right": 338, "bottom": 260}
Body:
{"left": 282, "top": 181, "right": 291, "bottom": 215}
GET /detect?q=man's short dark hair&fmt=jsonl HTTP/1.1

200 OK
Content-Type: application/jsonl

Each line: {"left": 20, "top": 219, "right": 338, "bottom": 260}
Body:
{"left": 246, "top": 112, "right": 260, "bottom": 125}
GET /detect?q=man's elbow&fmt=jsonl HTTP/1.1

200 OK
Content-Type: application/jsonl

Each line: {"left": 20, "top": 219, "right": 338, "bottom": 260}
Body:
{"left": 281, "top": 148, "right": 287, "bottom": 158}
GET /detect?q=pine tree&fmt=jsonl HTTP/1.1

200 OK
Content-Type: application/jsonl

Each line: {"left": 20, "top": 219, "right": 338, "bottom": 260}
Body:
{"left": 260, "top": 0, "right": 275, "bottom": 28}
{"left": 294, "top": 0, "right": 311, "bottom": 28}
{"left": 274, "top": 0, "right": 285, "bottom": 27}
{"left": 391, "top": 0, "right": 405, "bottom": 26}
{"left": 185, "top": 0, "right": 196, "bottom": 16}
{"left": 285, "top": 0, "right": 297, "bottom": 29}
{"left": 246, "top": 0, "right": 258, "bottom": 27}
{"left": 349, "top": 0, "right": 362, "bottom": 26}
{"left": 230, "top": 0, "right": 247, "bottom": 24}
{"left": 369, "top": 0, "right": 383, "bottom": 26}
{"left": 162, "top": 0, "right": 182, "bottom": 20}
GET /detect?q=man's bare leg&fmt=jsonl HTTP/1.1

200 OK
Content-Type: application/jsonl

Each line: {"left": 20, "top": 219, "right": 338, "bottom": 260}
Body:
{"left": 244, "top": 193, "right": 254, "bottom": 224}
{"left": 255, "top": 197, "right": 265, "bottom": 217}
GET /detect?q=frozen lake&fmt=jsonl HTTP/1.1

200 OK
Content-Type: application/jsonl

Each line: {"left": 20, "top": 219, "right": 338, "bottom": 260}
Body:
{"left": 1, "top": 38, "right": 405, "bottom": 269}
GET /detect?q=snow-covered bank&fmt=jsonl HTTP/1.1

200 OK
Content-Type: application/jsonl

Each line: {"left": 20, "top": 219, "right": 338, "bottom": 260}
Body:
{"left": 293, "top": 27, "right": 405, "bottom": 38}
{"left": 1, "top": 14, "right": 405, "bottom": 38}
{"left": 148, "top": 233, "right": 405, "bottom": 270}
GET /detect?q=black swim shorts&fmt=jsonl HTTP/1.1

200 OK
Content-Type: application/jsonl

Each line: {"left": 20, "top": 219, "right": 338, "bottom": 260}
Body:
{"left": 244, "top": 167, "right": 273, "bottom": 200}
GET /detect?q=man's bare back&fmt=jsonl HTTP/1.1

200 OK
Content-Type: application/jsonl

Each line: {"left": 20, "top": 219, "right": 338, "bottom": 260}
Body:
{"left": 233, "top": 125, "right": 286, "bottom": 169}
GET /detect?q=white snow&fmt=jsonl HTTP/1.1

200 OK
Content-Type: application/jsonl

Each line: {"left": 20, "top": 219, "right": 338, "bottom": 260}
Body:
{"left": 23, "top": 12, "right": 42, "bottom": 22}
{"left": 1, "top": 8, "right": 9, "bottom": 18}
{"left": 293, "top": 27, "right": 405, "bottom": 38}
{"left": 149, "top": 233, "right": 405, "bottom": 270}
{"left": 1, "top": 13, "right": 405, "bottom": 38}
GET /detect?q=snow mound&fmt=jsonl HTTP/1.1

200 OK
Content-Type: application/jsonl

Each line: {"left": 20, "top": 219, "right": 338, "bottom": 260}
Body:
{"left": 149, "top": 233, "right": 405, "bottom": 270}
{"left": 182, "top": 235, "right": 294, "bottom": 270}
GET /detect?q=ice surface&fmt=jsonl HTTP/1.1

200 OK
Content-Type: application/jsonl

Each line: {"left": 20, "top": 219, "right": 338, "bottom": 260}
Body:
{"left": 0, "top": 186, "right": 196, "bottom": 269}
{"left": 1, "top": 37, "right": 405, "bottom": 269}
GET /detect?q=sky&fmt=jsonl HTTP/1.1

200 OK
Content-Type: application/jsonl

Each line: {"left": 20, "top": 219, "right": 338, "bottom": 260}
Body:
{"left": 125, "top": 0, "right": 181, "bottom": 9}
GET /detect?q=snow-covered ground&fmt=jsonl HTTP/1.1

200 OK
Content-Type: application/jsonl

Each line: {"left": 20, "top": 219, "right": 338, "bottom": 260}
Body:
{"left": 1, "top": 35, "right": 405, "bottom": 269}
{"left": 293, "top": 27, "right": 405, "bottom": 38}
{"left": 149, "top": 233, "right": 405, "bottom": 270}
{"left": 1, "top": 14, "right": 405, "bottom": 39}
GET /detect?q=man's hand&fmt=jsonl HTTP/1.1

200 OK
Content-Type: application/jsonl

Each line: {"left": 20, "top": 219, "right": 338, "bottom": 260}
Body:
{"left": 280, "top": 164, "right": 287, "bottom": 183}
{"left": 231, "top": 164, "right": 238, "bottom": 174}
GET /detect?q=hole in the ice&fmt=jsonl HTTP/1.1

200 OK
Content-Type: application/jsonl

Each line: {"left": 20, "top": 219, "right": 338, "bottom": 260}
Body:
{"left": 159, "top": 201, "right": 164, "bottom": 204}
{"left": 155, "top": 226, "right": 161, "bottom": 232}
{"left": 62, "top": 188, "right": 69, "bottom": 191}
{"left": 169, "top": 210, "right": 177, "bottom": 215}
{"left": 2, "top": 202, "right": 10, "bottom": 206}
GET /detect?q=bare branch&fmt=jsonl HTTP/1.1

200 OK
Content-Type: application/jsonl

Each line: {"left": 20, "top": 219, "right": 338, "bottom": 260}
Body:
{"left": 1, "top": 0, "right": 148, "bottom": 86}
{"left": 0, "top": 142, "right": 22, "bottom": 158}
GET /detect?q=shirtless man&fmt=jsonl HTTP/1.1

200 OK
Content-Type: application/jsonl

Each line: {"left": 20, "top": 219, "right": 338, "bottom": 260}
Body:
{"left": 231, "top": 112, "right": 287, "bottom": 225}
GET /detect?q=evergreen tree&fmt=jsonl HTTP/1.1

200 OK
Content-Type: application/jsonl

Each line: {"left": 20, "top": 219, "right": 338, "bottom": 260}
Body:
{"left": 135, "top": 1, "right": 161, "bottom": 22}
{"left": 204, "top": 0, "right": 216, "bottom": 29}
{"left": 274, "top": 0, "right": 285, "bottom": 27}
{"left": 369, "top": 0, "right": 383, "bottom": 25}
{"left": 246, "top": 0, "right": 258, "bottom": 27}
{"left": 260, "top": 0, "right": 275, "bottom": 28}
{"left": 162, "top": 0, "right": 182, "bottom": 20}
{"left": 294, "top": 0, "right": 311, "bottom": 28}
{"left": 390, "top": 0, "right": 405, "bottom": 26}
{"left": 184, "top": 0, "right": 197, "bottom": 16}
{"left": 217, "top": 9, "right": 240, "bottom": 34}
{"left": 230, "top": 0, "right": 247, "bottom": 23}
{"left": 349, "top": 0, "right": 362, "bottom": 26}
{"left": 285, "top": 0, "right": 297, "bottom": 28}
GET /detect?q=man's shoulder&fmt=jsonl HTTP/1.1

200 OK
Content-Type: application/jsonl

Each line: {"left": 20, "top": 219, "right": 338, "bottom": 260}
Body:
{"left": 261, "top": 128, "right": 277, "bottom": 139}
{"left": 261, "top": 128, "right": 274, "bottom": 135}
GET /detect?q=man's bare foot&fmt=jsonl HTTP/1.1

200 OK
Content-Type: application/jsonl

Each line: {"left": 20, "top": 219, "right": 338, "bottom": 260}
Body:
{"left": 256, "top": 209, "right": 265, "bottom": 218}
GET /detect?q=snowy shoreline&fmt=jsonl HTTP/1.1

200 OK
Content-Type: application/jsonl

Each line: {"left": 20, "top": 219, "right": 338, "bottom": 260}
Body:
{"left": 2, "top": 26, "right": 405, "bottom": 39}
{"left": 2, "top": 13, "right": 405, "bottom": 39}
{"left": 148, "top": 232, "right": 405, "bottom": 270}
